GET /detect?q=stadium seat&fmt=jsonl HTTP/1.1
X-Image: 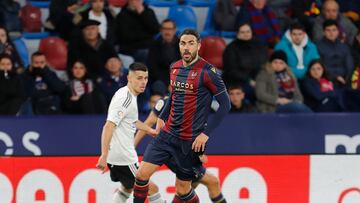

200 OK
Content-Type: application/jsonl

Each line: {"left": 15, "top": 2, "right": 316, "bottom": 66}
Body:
{"left": 201, "top": 3, "right": 216, "bottom": 36}
{"left": 199, "top": 36, "right": 226, "bottom": 69}
{"left": 39, "top": 37, "right": 68, "bottom": 70}
{"left": 20, "top": 4, "right": 42, "bottom": 32}
{"left": 27, "top": 0, "right": 50, "bottom": 8}
{"left": 22, "top": 32, "right": 50, "bottom": 39}
{"left": 185, "top": 0, "right": 216, "bottom": 7}
{"left": 201, "top": 2, "right": 237, "bottom": 38}
{"left": 145, "top": 0, "right": 178, "bottom": 7}
{"left": 21, "top": 4, "right": 50, "bottom": 39}
{"left": 12, "top": 38, "right": 30, "bottom": 67}
{"left": 168, "top": 5, "right": 197, "bottom": 33}
{"left": 108, "top": 0, "right": 128, "bottom": 7}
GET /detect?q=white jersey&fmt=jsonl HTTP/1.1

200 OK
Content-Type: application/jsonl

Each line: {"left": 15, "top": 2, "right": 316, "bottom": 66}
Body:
{"left": 106, "top": 86, "right": 138, "bottom": 165}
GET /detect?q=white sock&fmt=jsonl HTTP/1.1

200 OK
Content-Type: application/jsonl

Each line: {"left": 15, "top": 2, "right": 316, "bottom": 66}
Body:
{"left": 148, "top": 192, "right": 166, "bottom": 203}
{"left": 113, "top": 188, "right": 131, "bottom": 203}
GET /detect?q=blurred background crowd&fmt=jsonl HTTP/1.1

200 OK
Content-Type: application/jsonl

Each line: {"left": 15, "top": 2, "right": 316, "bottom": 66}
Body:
{"left": 1, "top": 0, "right": 360, "bottom": 116}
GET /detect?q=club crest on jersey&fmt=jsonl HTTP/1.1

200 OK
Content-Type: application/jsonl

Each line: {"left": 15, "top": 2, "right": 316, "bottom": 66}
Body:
{"left": 118, "top": 111, "right": 124, "bottom": 119}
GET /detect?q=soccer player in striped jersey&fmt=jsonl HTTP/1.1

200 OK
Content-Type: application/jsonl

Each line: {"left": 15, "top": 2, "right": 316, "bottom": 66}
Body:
{"left": 96, "top": 62, "right": 165, "bottom": 203}
{"left": 135, "top": 97, "right": 227, "bottom": 203}
{"left": 133, "top": 29, "right": 231, "bottom": 203}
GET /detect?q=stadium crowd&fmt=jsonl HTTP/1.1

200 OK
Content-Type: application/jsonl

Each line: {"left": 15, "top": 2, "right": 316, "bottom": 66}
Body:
{"left": 1, "top": 0, "right": 360, "bottom": 115}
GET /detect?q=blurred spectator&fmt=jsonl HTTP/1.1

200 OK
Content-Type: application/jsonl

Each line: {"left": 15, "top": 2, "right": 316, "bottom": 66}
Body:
{"left": 235, "top": 0, "right": 281, "bottom": 47}
{"left": 48, "top": 0, "right": 81, "bottom": 40}
{"left": 222, "top": 23, "right": 268, "bottom": 102}
{"left": 228, "top": 84, "right": 256, "bottom": 113}
{"left": 291, "top": 0, "right": 321, "bottom": 36}
{"left": 79, "top": 0, "right": 115, "bottom": 43}
{"left": 336, "top": 0, "right": 360, "bottom": 25}
{"left": 63, "top": 60, "right": 107, "bottom": 114}
{"left": 255, "top": 50, "right": 312, "bottom": 113}
{"left": 149, "top": 92, "right": 163, "bottom": 111}
{"left": 0, "top": 25, "right": 24, "bottom": 73}
{"left": 0, "top": 54, "right": 23, "bottom": 115}
{"left": 302, "top": 59, "right": 343, "bottom": 112}
{"left": 68, "top": 19, "right": 117, "bottom": 80}
{"left": 267, "top": 0, "right": 292, "bottom": 31}
{"left": 23, "top": 52, "right": 66, "bottom": 115}
{"left": 147, "top": 19, "right": 180, "bottom": 90}
{"left": 0, "top": 0, "right": 22, "bottom": 33}
{"left": 97, "top": 57, "right": 128, "bottom": 105}
{"left": 313, "top": 0, "right": 358, "bottom": 45}
{"left": 352, "top": 30, "right": 360, "bottom": 67}
{"left": 275, "top": 22, "right": 320, "bottom": 79}
{"left": 114, "top": 0, "right": 160, "bottom": 63}
{"left": 213, "top": 0, "right": 237, "bottom": 31}
{"left": 316, "top": 20, "right": 354, "bottom": 87}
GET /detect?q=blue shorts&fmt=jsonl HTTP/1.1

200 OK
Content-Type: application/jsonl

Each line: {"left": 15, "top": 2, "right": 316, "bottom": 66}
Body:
{"left": 165, "top": 157, "right": 206, "bottom": 183}
{"left": 143, "top": 130, "right": 202, "bottom": 181}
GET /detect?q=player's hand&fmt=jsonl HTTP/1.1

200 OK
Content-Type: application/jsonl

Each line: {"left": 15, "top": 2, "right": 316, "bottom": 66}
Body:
{"left": 192, "top": 133, "right": 208, "bottom": 152}
{"left": 147, "top": 128, "right": 157, "bottom": 137}
{"left": 199, "top": 154, "right": 208, "bottom": 163}
{"left": 155, "top": 118, "right": 165, "bottom": 134}
{"left": 96, "top": 154, "right": 108, "bottom": 174}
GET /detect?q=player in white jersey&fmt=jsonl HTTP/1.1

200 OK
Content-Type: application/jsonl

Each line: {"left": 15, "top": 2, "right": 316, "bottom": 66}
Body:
{"left": 96, "top": 62, "right": 165, "bottom": 203}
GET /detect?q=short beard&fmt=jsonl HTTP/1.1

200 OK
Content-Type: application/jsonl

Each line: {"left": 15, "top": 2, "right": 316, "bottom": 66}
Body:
{"left": 183, "top": 52, "right": 197, "bottom": 64}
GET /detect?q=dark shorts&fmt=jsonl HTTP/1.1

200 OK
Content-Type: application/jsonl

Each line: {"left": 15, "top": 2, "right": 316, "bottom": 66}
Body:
{"left": 165, "top": 157, "right": 206, "bottom": 183}
{"left": 107, "top": 163, "right": 138, "bottom": 189}
{"left": 143, "top": 130, "right": 202, "bottom": 181}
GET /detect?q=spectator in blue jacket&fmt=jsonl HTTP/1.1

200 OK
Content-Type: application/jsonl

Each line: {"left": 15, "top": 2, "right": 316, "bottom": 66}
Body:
{"left": 275, "top": 22, "right": 320, "bottom": 79}
{"left": 96, "top": 57, "right": 128, "bottom": 105}
{"left": 302, "top": 59, "right": 343, "bottom": 112}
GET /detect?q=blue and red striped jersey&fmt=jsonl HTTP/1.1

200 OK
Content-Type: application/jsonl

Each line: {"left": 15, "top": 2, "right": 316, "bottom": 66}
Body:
{"left": 163, "top": 58, "right": 226, "bottom": 140}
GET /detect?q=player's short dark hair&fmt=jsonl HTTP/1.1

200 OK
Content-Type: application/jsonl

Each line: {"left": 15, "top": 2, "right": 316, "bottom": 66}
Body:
{"left": 129, "top": 62, "right": 148, "bottom": 72}
{"left": 179, "top": 29, "right": 201, "bottom": 42}
{"left": 31, "top": 51, "right": 45, "bottom": 59}
{"left": 323, "top": 19, "right": 338, "bottom": 30}
{"left": 289, "top": 22, "right": 306, "bottom": 32}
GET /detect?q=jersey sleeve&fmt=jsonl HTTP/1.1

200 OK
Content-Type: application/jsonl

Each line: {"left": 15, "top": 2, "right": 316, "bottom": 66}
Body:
{"left": 106, "top": 92, "right": 132, "bottom": 126}
{"left": 152, "top": 98, "right": 165, "bottom": 117}
{"left": 203, "top": 66, "right": 227, "bottom": 96}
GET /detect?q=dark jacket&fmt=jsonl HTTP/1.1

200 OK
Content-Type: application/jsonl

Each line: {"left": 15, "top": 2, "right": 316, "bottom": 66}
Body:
{"left": 0, "top": 0, "right": 21, "bottom": 32}
{"left": 230, "top": 101, "right": 257, "bottom": 113}
{"left": 114, "top": 4, "right": 159, "bottom": 54}
{"left": 222, "top": 38, "right": 268, "bottom": 86}
{"left": 0, "top": 70, "right": 23, "bottom": 114}
{"left": 22, "top": 67, "right": 66, "bottom": 114}
{"left": 316, "top": 38, "right": 354, "bottom": 81}
{"left": 147, "top": 36, "right": 180, "bottom": 86}
{"left": 352, "top": 39, "right": 360, "bottom": 67}
{"left": 302, "top": 77, "right": 341, "bottom": 111}
{"left": 68, "top": 37, "right": 117, "bottom": 79}
{"left": 48, "top": 0, "right": 78, "bottom": 40}
{"left": 97, "top": 69, "right": 128, "bottom": 104}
